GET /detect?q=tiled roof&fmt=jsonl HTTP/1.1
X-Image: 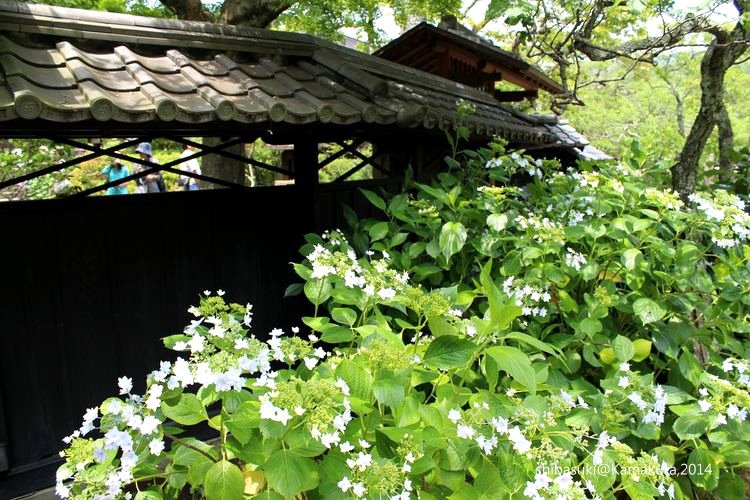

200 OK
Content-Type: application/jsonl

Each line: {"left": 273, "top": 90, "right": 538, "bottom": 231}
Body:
{"left": 374, "top": 21, "right": 565, "bottom": 96}
{"left": 0, "top": 1, "right": 559, "bottom": 145}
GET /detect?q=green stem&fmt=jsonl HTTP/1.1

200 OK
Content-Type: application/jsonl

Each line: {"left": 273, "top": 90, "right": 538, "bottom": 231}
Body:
{"left": 163, "top": 433, "right": 218, "bottom": 463}
{"left": 313, "top": 279, "right": 325, "bottom": 318}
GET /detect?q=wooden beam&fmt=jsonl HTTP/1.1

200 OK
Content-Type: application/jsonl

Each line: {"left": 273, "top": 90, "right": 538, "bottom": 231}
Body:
{"left": 493, "top": 89, "right": 539, "bottom": 102}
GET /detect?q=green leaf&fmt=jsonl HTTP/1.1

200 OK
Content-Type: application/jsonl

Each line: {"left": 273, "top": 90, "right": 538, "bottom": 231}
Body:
{"left": 335, "top": 360, "right": 373, "bottom": 401}
{"left": 439, "top": 221, "right": 468, "bottom": 260}
{"left": 505, "top": 331, "right": 561, "bottom": 358}
{"left": 162, "top": 393, "right": 208, "bottom": 426}
{"left": 579, "top": 318, "right": 602, "bottom": 338}
{"left": 612, "top": 335, "right": 635, "bottom": 362}
{"left": 204, "top": 460, "right": 244, "bottom": 500}
{"left": 427, "top": 315, "right": 457, "bottom": 337}
{"left": 688, "top": 447, "right": 718, "bottom": 490}
{"left": 632, "top": 339, "right": 652, "bottom": 362}
{"left": 673, "top": 414, "right": 709, "bottom": 440}
{"left": 423, "top": 335, "right": 477, "bottom": 370}
{"left": 321, "top": 325, "right": 354, "bottom": 343}
{"left": 304, "top": 279, "right": 332, "bottom": 306}
{"left": 368, "top": 221, "right": 389, "bottom": 242}
{"left": 632, "top": 297, "right": 666, "bottom": 325}
{"left": 265, "top": 450, "right": 319, "bottom": 497}
{"left": 135, "top": 491, "right": 163, "bottom": 500}
{"left": 173, "top": 438, "right": 218, "bottom": 467}
{"left": 331, "top": 307, "right": 357, "bottom": 326}
{"left": 486, "top": 346, "right": 537, "bottom": 394}
{"left": 360, "top": 189, "right": 386, "bottom": 211}
{"left": 621, "top": 248, "right": 643, "bottom": 270}
{"left": 163, "top": 334, "right": 190, "bottom": 349}
{"left": 225, "top": 402, "right": 260, "bottom": 445}
{"left": 480, "top": 262, "right": 522, "bottom": 333}
{"left": 283, "top": 283, "right": 303, "bottom": 298}
{"left": 487, "top": 213, "right": 508, "bottom": 231}
{"left": 302, "top": 316, "right": 329, "bottom": 332}
{"left": 373, "top": 378, "right": 405, "bottom": 408}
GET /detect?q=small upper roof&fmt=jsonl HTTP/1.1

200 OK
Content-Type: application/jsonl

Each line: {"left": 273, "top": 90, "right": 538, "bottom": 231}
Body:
{"left": 0, "top": 0, "right": 563, "bottom": 147}
{"left": 375, "top": 17, "right": 565, "bottom": 96}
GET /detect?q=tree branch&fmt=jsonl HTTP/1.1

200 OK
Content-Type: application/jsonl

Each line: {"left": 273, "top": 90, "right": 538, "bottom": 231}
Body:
{"left": 159, "top": 0, "right": 213, "bottom": 21}
{"left": 573, "top": 15, "right": 711, "bottom": 61}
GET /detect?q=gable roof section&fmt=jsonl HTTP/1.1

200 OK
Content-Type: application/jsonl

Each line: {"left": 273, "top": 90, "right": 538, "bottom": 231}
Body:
{"left": 374, "top": 20, "right": 565, "bottom": 96}
{"left": 0, "top": 1, "right": 560, "bottom": 146}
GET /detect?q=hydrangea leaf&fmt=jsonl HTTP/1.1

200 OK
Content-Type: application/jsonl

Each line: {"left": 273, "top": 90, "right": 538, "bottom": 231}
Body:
{"left": 335, "top": 359, "right": 373, "bottom": 401}
{"left": 673, "top": 414, "right": 709, "bottom": 440}
{"left": 359, "top": 188, "right": 386, "bottom": 211}
{"left": 486, "top": 346, "right": 537, "bottom": 394}
{"left": 439, "top": 221, "right": 468, "bottom": 261}
{"left": 134, "top": 490, "right": 163, "bottom": 500}
{"left": 264, "top": 450, "right": 319, "bottom": 497}
{"left": 204, "top": 460, "right": 244, "bottom": 500}
{"left": 423, "top": 335, "right": 477, "bottom": 370}
{"left": 633, "top": 297, "right": 666, "bottom": 324}
{"left": 373, "top": 377, "right": 405, "bottom": 408}
{"left": 162, "top": 393, "right": 208, "bottom": 426}
{"left": 225, "top": 401, "right": 261, "bottom": 445}
{"left": 303, "top": 279, "right": 332, "bottom": 306}
{"left": 612, "top": 335, "right": 635, "bottom": 362}
{"left": 621, "top": 248, "right": 644, "bottom": 270}
{"left": 368, "top": 221, "right": 389, "bottom": 242}
{"left": 687, "top": 447, "right": 719, "bottom": 490}
{"left": 331, "top": 307, "right": 357, "bottom": 326}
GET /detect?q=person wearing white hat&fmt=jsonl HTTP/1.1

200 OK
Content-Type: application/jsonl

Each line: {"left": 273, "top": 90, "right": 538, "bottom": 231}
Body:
{"left": 133, "top": 142, "right": 164, "bottom": 193}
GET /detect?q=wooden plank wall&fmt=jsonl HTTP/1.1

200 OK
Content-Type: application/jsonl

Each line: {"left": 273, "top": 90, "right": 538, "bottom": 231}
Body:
{"left": 0, "top": 179, "right": 401, "bottom": 497}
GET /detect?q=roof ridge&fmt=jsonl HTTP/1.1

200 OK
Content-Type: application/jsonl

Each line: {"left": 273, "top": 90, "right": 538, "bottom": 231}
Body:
{"left": 0, "top": 0, "right": 315, "bottom": 50}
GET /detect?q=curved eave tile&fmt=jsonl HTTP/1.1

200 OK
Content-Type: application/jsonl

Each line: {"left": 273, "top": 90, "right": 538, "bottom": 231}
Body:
{"left": 78, "top": 81, "right": 154, "bottom": 122}
{"left": 0, "top": 84, "right": 16, "bottom": 120}
{"left": 7, "top": 76, "right": 88, "bottom": 121}
{"left": 223, "top": 94, "right": 270, "bottom": 123}
{"left": 272, "top": 96, "right": 316, "bottom": 124}
{"left": 151, "top": 89, "right": 216, "bottom": 123}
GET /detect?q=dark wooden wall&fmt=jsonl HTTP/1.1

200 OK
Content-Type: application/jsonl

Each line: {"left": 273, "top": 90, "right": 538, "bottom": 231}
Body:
{"left": 0, "top": 178, "right": 400, "bottom": 498}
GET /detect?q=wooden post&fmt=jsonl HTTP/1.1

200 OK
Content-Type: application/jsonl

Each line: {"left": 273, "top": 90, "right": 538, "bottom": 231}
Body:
{"left": 293, "top": 140, "right": 319, "bottom": 230}
{"left": 293, "top": 141, "right": 319, "bottom": 187}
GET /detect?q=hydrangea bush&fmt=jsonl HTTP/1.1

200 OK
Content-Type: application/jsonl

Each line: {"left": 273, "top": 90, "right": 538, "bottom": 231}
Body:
{"left": 56, "top": 145, "right": 750, "bottom": 499}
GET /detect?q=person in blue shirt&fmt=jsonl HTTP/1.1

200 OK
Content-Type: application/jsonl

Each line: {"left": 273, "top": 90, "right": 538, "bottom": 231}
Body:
{"left": 101, "top": 160, "right": 130, "bottom": 195}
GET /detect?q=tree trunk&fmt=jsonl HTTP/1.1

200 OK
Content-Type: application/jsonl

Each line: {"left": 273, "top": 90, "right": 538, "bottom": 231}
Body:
{"left": 201, "top": 138, "right": 248, "bottom": 189}
{"left": 159, "top": 0, "right": 213, "bottom": 21}
{"left": 671, "top": 39, "right": 725, "bottom": 199}
{"left": 671, "top": 2, "right": 749, "bottom": 199}
{"left": 193, "top": 0, "right": 295, "bottom": 185}
{"left": 717, "top": 100, "right": 735, "bottom": 185}
{"left": 219, "top": 0, "right": 294, "bottom": 27}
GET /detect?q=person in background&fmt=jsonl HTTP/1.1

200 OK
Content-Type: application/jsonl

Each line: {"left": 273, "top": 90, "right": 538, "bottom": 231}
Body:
{"left": 133, "top": 142, "right": 164, "bottom": 193}
{"left": 101, "top": 159, "right": 130, "bottom": 195}
{"left": 178, "top": 144, "right": 201, "bottom": 191}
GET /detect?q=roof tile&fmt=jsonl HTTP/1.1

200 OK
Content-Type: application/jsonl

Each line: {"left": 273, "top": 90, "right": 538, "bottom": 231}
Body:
{"left": 0, "top": 2, "right": 581, "bottom": 150}
{"left": 1, "top": 54, "right": 76, "bottom": 89}
{"left": 114, "top": 46, "right": 179, "bottom": 73}
{"left": 252, "top": 77, "right": 293, "bottom": 98}
{"left": 0, "top": 35, "right": 64, "bottom": 66}
{"left": 57, "top": 41, "right": 123, "bottom": 70}
{"left": 66, "top": 59, "right": 138, "bottom": 91}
